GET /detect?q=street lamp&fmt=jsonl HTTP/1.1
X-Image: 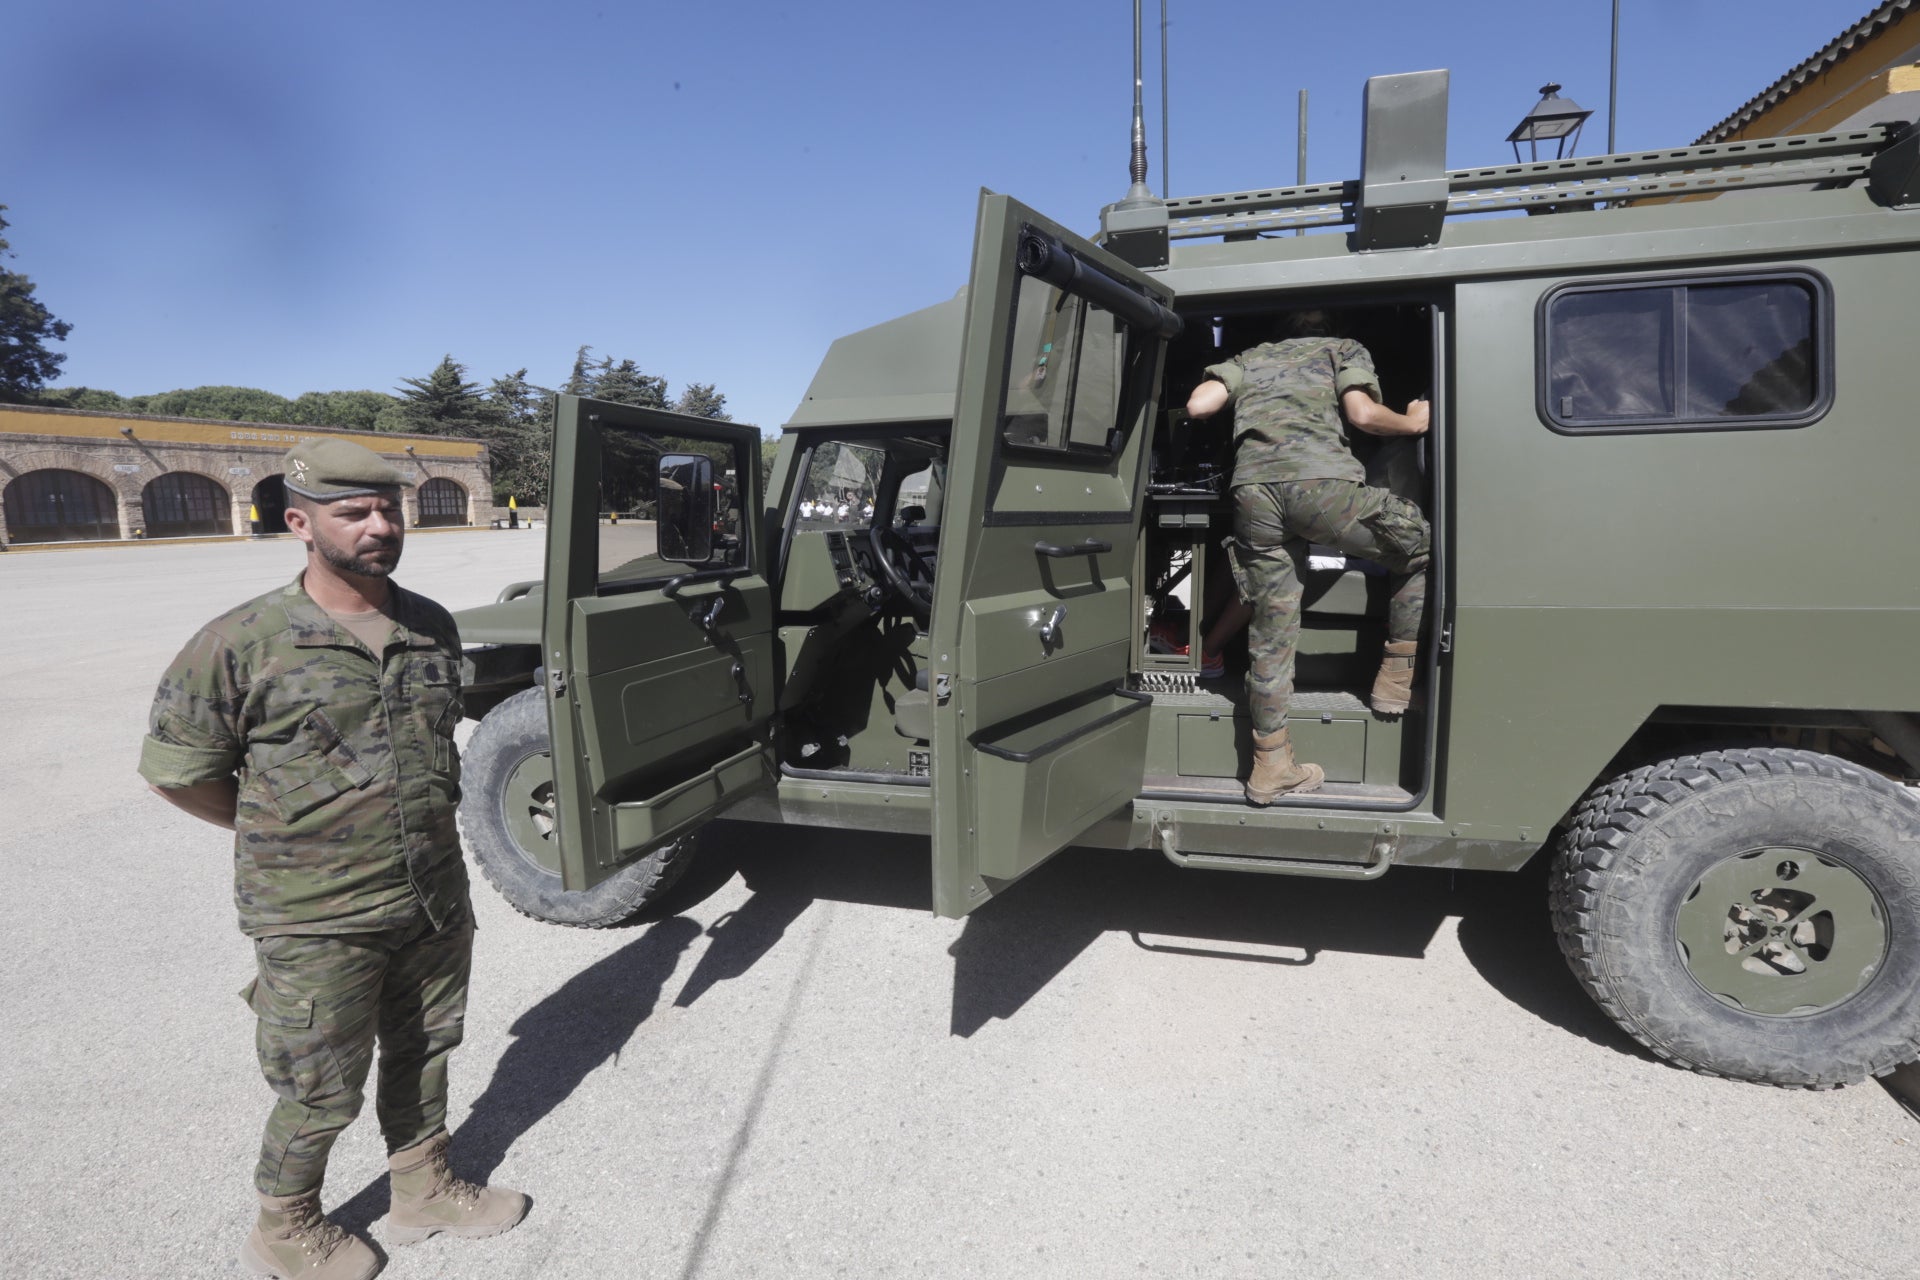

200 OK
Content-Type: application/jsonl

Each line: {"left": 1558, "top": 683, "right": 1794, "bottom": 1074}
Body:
{"left": 1507, "top": 83, "right": 1595, "bottom": 163}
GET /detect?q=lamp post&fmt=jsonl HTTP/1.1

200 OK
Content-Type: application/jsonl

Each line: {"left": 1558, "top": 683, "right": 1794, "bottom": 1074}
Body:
{"left": 1506, "top": 83, "right": 1595, "bottom": 163}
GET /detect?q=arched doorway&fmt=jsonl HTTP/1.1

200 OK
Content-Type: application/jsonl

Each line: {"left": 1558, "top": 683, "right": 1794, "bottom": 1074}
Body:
{"left": 143, "top": 472, "right": 231, "bottom": 538}
{"left": 417, "top": 477, "right": 469, "bottom": 527}
{"left": 3, "top": 469, "right": 119, "bottom": 544}
{"left": 251, "top": 475, "right": 289, "bottom": 533}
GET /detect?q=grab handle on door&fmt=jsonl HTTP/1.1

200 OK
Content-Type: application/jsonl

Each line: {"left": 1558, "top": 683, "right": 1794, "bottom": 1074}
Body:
{"left": 1034, "top": 538, "right": 1113, "bottom": 558}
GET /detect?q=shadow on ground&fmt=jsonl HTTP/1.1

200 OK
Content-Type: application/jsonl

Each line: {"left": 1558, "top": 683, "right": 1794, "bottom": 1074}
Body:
{"left": 327, "top": 821, "right": 1649, "bottom": 1228}
{"left": 658, "top": 820, "right": 1646, "bottom": 1053}
{"left": 330, "top": 914, "right": 705, "bottom": 1233}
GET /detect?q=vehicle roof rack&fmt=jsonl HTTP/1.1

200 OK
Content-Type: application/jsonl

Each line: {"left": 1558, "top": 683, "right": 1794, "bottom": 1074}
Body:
{"left": 1164, "top": 124, "right": 1904, "bottom": 242}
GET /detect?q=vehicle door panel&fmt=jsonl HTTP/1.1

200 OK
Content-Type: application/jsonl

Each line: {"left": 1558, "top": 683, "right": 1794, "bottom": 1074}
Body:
{"left": 929, "top": 195, "right": 1176, "bottom": 917}
{"left": 542, "top": 395, "right": 775, "bottom": 891}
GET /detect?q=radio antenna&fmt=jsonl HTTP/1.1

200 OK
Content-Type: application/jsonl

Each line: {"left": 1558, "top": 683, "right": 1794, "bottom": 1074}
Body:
{"left": 1160, "top": 0, "right": 1170, "bottom": 198}
{"left": 1116, "top": 0, "right": 1157, "bottom": 208}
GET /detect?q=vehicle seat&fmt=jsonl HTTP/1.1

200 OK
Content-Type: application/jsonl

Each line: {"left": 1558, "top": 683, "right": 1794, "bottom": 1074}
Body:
{"left": 893, "top": 667, "right": 931, "bottom": 740}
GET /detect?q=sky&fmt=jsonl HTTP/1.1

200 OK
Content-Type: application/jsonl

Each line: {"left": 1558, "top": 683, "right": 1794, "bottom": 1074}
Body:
{"left": 2, "top": 0, "right": 1873, "bottom": 434}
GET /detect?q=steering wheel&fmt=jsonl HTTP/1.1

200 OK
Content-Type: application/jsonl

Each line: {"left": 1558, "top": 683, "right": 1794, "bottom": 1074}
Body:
{"left": 868, "top": 522, "right": 935, "bottom": 622}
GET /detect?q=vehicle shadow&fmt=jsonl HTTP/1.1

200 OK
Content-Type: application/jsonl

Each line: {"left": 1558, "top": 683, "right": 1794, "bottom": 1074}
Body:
{"left": 662, "top": 822, "right": 1645, "bottom": 1056}
{"left": 323, "top": 823, "right": 1649, "bottom": 1231}
{"left": 328, "top": 914, "right": 705, "bottom": 1235}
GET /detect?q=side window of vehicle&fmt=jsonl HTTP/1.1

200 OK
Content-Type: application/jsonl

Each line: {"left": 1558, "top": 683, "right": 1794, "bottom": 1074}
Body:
{"left": 1540, "top": 272, "right": 1829, "bottom": 432}
{"left": 595, "top": 431, "right": 747, "bottom": 593}
{"left": 1000, "top": 278, "right": 1128, "bottom": 456}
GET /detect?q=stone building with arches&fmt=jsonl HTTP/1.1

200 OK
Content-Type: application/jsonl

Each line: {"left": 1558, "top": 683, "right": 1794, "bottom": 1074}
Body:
{"left": 0, "top": 404, "right": 491, "bottom": 549}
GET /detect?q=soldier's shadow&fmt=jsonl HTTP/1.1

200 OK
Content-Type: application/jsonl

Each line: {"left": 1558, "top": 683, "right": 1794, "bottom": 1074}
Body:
{"left": 328, "top": 914, "right": 705, "bottom": 1235}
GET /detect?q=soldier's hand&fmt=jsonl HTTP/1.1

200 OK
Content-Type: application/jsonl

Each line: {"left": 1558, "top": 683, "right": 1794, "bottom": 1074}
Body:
{"left": 1405, "top": 398, "right": 1431, "bottom": 434}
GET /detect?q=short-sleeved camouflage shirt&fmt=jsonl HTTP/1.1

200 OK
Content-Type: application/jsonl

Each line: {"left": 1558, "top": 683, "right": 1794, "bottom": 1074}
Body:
{"left": 139, "top": 574, "right": 469, "bottom": 937}
{"left": 1204, "top": 337, "right": 1383, "bottom": 486}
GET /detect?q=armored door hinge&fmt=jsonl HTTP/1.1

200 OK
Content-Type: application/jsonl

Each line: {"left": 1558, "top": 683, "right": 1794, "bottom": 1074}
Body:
{"left": 1438, "top": 623, "right": 1454, "bottom": 656}
{"left": 547, "top": 652, "right": 568, "bottom": 699}
{"left": 934, "top": 673, "right": 953, "bottom": 704}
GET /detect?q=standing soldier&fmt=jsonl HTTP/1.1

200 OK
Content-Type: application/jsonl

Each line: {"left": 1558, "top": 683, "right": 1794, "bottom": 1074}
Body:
{"left": 1185, "top": 313, "right": 1432, "bottom": 805}
{"left": 139, "top": 439, "right": 526, "bottom": 1279}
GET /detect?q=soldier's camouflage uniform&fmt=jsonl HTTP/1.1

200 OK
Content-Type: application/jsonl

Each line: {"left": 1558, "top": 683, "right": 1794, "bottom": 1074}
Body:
{"left": 138, "top": 574, "right": 471, "bottom": 1196}
{"left": 1206, "top": 338, "right": 1431, "bottom": 733}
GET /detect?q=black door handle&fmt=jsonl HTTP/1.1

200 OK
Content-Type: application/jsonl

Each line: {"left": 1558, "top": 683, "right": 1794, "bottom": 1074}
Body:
{"left": 1034, "top": 538, "right": 1113, "bottom": 558}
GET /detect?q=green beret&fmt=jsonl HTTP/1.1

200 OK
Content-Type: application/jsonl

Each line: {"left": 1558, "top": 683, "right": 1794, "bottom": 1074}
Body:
{"left": 282, "top": 438, "right": 412, "bottom": 501}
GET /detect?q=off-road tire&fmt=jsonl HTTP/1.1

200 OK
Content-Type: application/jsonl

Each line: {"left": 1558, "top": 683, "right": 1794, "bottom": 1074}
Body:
{"left": 1550, "top": 746, "right": 1920, "bottom": 1088}
{"left": 458, "top": 686, "right": 698, "bottom": 928}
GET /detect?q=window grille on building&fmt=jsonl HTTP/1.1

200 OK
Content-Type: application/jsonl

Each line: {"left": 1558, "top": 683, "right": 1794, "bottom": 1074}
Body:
{"left": 417, "top": 477, "right": 468, "bottom": 527}
{"left": 143, "top": 472, "right": 230, "bottom": 538}
{"left": 3, "top": 469, "right": 119, "bottom": 543}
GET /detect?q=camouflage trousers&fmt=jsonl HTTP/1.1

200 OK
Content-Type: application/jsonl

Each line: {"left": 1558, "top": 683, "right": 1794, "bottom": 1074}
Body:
{"left": 1229, "top": 479, "right": 1431, "bottom": 734}
{"left": 241, "top": 906, "right": 473, "bottom": 1195}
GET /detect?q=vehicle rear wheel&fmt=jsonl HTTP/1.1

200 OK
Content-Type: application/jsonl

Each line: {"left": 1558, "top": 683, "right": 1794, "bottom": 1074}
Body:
{"left": 458, "top": 686, "right": 698, "bottom": 928}
{"left": 1551, "top": 746, "right": 1920, "bottom": 1087}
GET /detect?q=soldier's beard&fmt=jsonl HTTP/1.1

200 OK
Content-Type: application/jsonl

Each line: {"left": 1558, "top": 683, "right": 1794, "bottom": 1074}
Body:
{"left": 313, "top": 525, "right": 402, "bottom": 579}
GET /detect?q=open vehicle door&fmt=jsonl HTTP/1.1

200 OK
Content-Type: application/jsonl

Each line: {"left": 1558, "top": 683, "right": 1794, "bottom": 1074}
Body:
{"left": 929, "top": 195, "right": 1179, "bottom": 917}
{"left": 543, "top": 396, "right": 776, "bottom": 891}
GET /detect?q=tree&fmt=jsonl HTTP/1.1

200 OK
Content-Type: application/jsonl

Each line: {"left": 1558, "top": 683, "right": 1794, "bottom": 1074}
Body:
{"left": 289, "top": 389, "right": 398, "bottom": 431}
{"left": 480, "top": 368, "right": 553, "bottom": 504}
{"left": 589, "top": 356, "right": 667, "bottom": 408}
{"left": 133, "top": 385, "right": 298, "bottom": 422}
{"left": 562, "top": 345, "right": 597, "bottom": 396}
{"left": 0, "top": 207, "right": 73, "bottom": 403}
{"left": 388, "top": 355, "right": 486, "bottom": 435}
{"left": 674, "top": 382, "right": 730, "bottom": 420}
{"left": 36, "top": 386, "right": 129, "bottom": 413}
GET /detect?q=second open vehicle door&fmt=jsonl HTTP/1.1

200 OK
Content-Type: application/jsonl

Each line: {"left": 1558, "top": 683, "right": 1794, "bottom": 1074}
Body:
{"left": 928, "top": 194, "right": 1179, "bottom": 917}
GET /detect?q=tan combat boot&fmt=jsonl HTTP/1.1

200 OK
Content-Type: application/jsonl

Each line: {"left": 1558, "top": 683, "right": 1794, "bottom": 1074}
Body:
{"left": 386, "top": 1131, "right": 528, "bottom": 1246}
{"left": 1371, "top": 640, "right": 1419, "bottom": 715}
{"left": 1246, "top": 727, "right": 1325, "bottom": 805}
{"left": 239, "top": 1190, "right": 380, "bottom": 1280}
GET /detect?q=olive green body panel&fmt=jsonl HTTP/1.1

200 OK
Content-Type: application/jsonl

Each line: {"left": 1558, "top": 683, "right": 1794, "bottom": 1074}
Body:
{"left": 451, "top": 594, "right": 542, "bottom": 647}
{"left": 787, "top": 294, "right": 965, "bottom": 428}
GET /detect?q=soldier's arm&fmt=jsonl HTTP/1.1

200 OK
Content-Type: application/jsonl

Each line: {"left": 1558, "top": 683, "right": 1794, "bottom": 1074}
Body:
{"left": 139, "top": 628, "right": 246, "bottom": 828}
{"left": 149, "top": 778, "right": 239, "bottom": 830}
{"left": 1343, "top": 390, "right": 1430, "bottom": 436}
{"left": 1186, "top": 377, "right": 1231, "bottom": 420}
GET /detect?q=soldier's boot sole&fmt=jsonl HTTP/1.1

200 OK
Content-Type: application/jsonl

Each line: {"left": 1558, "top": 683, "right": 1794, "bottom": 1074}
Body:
{"left": 386, "top": 1196, "right": 529, "bottom": 1247}
{"left": 239, "top": 1230, "right": 381, "bottom": 1280}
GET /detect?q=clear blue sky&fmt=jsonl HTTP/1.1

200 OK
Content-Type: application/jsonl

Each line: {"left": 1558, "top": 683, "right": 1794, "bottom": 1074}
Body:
{"left": 3, "top": 0, "right": 1868, "bottom": 433}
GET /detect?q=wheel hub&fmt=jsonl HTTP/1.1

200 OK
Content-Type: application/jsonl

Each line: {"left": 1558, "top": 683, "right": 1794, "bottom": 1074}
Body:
{"left": 500, "top": 749, "right": 562, "bottom": 876}
{"left": 1674, "top": 846, "right": 1887, "bottom": 1016}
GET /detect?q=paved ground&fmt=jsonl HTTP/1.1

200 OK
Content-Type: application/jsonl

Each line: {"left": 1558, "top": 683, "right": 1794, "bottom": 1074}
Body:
{"left": 2, "top": 531, "right": 1915, "bottom": 1280}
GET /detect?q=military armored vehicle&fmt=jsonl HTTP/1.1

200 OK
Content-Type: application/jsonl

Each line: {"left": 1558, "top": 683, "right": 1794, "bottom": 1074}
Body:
{"left": 452, "top": 68, "right": 1920, "bottom": 1090}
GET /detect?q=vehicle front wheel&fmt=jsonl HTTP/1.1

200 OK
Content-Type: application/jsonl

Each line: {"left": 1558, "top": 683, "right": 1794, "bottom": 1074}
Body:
{"left": 1551, "top": 746, "right": 1920, "bottom": 1087}
{"left": 457, "top": 686, "right": 698, "bottom": 928}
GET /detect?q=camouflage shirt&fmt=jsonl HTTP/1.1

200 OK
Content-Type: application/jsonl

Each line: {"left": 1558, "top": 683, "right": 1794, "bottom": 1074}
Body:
{"left": 1204, "top": 337, "right": 1383, "bottom": 486}
{"left": 138, "top": 574, "right": 469, "bottom": 937}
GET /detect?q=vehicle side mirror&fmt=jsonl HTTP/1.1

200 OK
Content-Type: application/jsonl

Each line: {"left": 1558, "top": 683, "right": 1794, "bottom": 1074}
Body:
{"left": 657, "top": 454, "right": 715, "bottom": 563}
{"left": 898, "top": 504, "right": 927, "bottom": 526}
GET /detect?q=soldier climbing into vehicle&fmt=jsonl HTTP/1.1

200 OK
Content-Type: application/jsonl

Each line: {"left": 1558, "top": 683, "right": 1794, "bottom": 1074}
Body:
{"left": 1184, "top": 310, "right": 1433, "bottom": 804}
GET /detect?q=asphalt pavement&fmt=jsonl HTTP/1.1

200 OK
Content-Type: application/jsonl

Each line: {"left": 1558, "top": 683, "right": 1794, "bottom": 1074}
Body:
{"left": 1, "top": 530, "right": 1914, "bottom": 1280}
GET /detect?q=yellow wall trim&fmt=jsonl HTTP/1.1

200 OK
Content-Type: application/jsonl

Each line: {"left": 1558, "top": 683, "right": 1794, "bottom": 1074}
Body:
{"left": 0, "top": 405, "right": 485, "bottom": 459}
